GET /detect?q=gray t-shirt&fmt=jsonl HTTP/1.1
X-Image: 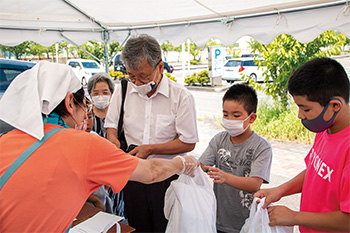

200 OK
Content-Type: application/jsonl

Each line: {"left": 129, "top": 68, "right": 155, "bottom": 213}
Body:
{"left": 199, "top": 131, "right": 272, "bottom": 233}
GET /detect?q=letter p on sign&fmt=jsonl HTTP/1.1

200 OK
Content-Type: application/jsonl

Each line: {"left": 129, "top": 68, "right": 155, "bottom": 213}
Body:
{"left": 215, "top": 49, "right": 221, "bottom": 59}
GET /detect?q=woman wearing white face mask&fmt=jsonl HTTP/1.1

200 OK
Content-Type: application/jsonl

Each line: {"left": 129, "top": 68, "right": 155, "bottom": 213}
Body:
{"left": 87, "top": 73, "right": 116, "bottom": 215}
{"left": 87, "top": 73, "right": 115, "bottom": 138}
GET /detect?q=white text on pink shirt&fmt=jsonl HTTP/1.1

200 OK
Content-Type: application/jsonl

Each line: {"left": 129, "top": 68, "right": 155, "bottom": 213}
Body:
{"left": 309, "top": 148, "right": 334, "bottom": 182}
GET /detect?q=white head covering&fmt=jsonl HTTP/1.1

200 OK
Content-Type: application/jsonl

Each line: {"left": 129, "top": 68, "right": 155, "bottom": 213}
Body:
{"left": 0, "top": 61, "right": 81, "bottom": 140}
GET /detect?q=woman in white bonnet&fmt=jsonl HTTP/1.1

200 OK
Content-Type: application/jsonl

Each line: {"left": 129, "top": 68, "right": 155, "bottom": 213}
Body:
{"left": 0, "top": 61, "right": 199, "bottom": 233}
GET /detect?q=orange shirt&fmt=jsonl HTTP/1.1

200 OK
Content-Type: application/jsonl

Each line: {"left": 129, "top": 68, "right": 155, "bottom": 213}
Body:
{"left": 0, "top": 124, "right": 138, "bottom": 232}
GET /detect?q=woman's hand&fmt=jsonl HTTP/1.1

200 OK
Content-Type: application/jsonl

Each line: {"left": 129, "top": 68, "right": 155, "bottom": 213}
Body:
{"left": 176, "top": 156, "right": 200, "bottom": 177}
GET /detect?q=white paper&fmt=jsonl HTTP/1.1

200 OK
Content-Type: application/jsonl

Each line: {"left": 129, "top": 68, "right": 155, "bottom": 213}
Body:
{"left": 69, "top": 212, "right": 123, "bottom": 233}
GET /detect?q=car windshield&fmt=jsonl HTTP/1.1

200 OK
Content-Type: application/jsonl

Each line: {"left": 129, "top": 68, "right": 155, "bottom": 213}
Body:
{"left": 242, "top": 60, "right": 258, "bottom": 66}
{"left": 82, "top": 62, "right": 99, "bottom": 69}
{"left": 0, "top": 69, "right": 25, "bottom": 91}
{"left": 224, "top": 60, "right": 242, "bottom": 67}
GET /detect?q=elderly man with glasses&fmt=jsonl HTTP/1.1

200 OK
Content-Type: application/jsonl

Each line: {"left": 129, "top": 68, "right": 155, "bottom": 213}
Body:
{"left": 105, "top": 34, "right": 199, "bottom": 232}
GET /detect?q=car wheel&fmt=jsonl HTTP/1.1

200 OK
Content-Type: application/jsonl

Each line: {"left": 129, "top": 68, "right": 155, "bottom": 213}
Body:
{"left": 249, "top": 73, "right": 257, "bottom": 82}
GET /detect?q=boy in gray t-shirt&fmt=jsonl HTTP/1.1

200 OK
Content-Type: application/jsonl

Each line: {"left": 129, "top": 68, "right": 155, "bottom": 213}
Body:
{"left": 199, "top": 84, "right": 272, "bottom": 233}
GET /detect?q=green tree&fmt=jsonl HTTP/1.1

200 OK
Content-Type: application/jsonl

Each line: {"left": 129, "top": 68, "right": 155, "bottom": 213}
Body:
{"left": 58, "top": 41, "right": 77, "bottom": 61}
{"left": 76, "top": 40, "right": 120, "bottom": 65}
{"left": 226, "top": 43, "right": 241, "bottom": 58}
{"left": 0, "top": 41, "right": 31, "bottom": 59}
{"left": 28, "top": 42, "right": 49, "bottom": 60}
{"left": 109, "top": 41, "right": 121, "bottom": 58}
{"left": 204, "top": 38, "right": 223, "bottom": 48}
{"left": 170, "top": 40, "right": 206, "bottom": 63}
{"left": 173, "top": 44, "right": 183, "bottom": 62}
{"left": 249, "top": 30, "right": 346, "bottom": 108}
{"left": 108, "top": 41, "right": 121, "bottom": 66}
{"left": 343, "top": 37, "right": 350, "bottom": 51}
{"left": 161, "top": 41, "right": 174, "bottom": 61}
{"left": 43, "top": 44, "right": 56, "bottom": 60}
{"left": 189, "top": 41, "right": 203, "bottom": 61}
{"left": 77, "top": 41, "right": 103, "bottom": 62}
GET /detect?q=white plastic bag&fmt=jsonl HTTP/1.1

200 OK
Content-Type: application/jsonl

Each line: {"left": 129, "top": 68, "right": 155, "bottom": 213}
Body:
{"left": 240, "top": 198, "right": 293, "bottom": 233}
{"left": 164, "top": 167, "right": 217, "bottom": 233}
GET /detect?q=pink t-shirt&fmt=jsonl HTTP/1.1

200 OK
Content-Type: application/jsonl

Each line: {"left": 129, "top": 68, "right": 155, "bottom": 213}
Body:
{"left": 300, "top": 125, "right": 350, "bottom": 233}
{"left": 0, "top": 124, "right": 139, "bottom": 233}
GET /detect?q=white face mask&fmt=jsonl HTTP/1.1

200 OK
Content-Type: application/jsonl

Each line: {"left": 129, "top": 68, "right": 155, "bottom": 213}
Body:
{"left": 92, "top": 95, "right": 110, "bottom": 109}
{"left": 130, "top": 81, "right": 157, "bottom": 96}
{"left": 221, "top": 114, "right": 251, "bottom": 137}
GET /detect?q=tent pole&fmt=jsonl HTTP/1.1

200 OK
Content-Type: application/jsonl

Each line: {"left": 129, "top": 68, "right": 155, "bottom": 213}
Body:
{"left": 103, "top": 31, "right": 109, "bottom": 73}
{"left": 181, "top": 43, "right": 185, "bottom": 82}
{"left": 60, "top": 32, "right": 102, "bottom": 63}
{"left": 104, "top": 41, "right": 109, "bottom": 73}
{"left": 109, "top": 30, "right": 131, "bottom": 64}
{"left": 63, "top": 0, "right": 106, "bottom": 30}
{"left": 187, "top": 39, "right": 190, "bottom": 71}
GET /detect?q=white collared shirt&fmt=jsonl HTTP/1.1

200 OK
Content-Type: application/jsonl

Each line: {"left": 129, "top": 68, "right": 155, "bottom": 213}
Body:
{"left": 104, "top": 76, "right": 199, "bottom": 159}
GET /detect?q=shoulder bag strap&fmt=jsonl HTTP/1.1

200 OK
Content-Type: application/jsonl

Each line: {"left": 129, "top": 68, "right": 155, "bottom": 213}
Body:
{"left": 117, "top": 78, "right": 128, "bottom": 139}
{"left": 0, "top": 127, "right": 64, "bottom": 190}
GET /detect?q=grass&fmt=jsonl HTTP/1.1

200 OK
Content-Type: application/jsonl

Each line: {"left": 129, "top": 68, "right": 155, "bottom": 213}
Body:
{"left": 252, "top": 101, "right": 315, "bottom": 144}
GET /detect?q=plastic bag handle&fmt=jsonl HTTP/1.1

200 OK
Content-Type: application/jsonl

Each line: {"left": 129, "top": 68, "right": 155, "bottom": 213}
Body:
{"left": 248, "top": 197, "right": 260, "bottom": 219}
{"left": 178, "top": 167, "right": 212, "bottom": 189}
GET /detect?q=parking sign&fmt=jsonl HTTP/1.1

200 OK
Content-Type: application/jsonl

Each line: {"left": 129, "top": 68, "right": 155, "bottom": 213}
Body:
{"left": 211, "top": 46, "right": 224, "bottom": 77}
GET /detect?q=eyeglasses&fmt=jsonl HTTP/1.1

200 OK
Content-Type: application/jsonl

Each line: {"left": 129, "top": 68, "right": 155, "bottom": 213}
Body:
{"left": 73, "top": 97, "right": 92, "bottom": 113}
{"left": 86, "top": 104, "right": 93, "bottom": 113}
{"left": 125, "top": 60, "right": 162, "bottom": 84}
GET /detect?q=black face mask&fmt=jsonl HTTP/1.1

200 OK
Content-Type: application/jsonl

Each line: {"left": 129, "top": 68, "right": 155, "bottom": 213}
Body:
{"left": 301, "top": 97, "right": 342, "bottom": 133}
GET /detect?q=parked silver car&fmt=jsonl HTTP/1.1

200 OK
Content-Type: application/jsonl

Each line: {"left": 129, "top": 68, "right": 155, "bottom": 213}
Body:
{"left": 222, "top": 58, "right": 271, "bottom": 83}
{"left": 67, "top": 59, "right": 105, "bottom": 85}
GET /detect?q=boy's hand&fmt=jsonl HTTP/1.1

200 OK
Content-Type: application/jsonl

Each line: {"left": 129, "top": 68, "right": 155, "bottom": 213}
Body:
{"left": 204, "top": 166, "right": 227, "bottom": 184}
{"left": 254, "top": 187, "right": 283, "bottom": 209}
{"left": 267, "top": 205, "right": 297, "bottom": 226}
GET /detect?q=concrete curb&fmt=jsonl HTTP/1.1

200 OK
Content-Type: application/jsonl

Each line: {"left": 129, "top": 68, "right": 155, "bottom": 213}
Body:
{"left": 185, "top": 85, "right": 230, "bottom": 93}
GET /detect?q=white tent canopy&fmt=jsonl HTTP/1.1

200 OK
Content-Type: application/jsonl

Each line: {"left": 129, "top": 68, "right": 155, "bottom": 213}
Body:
{"left": 0, "top": 0, "right": 349, "bottom": 48}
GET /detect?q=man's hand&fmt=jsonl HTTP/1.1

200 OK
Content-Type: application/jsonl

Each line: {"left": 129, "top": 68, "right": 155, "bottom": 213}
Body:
{"left": 111, "top": 138, "right": 121, "bottom": 148}
{"left": 204, "top": 166, "right": 227, "bottom": 184}
{"left": 267, "top": 206, "right": 297, "bottom": 226}
{"left": 254, "top": 187, "right": 283, "bottom": 209}
{"left": 129, "top": 145, "right": 152, "bottom": 159}
{"left": 87, "top": 194, "right": 106, "bottom": 211}
{"left": 106, "top": 128, "right": 121, "bottom": 148}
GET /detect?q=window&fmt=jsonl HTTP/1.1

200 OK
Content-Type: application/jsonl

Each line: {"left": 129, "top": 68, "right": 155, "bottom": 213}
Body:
{"left": 68, "top": 62, "right": 80, "bottom": 68}
{"left": 224, "top": 60, "right": 242, "bottom": 67}
{"left": 243, "top": 60, "right": 257, "bottom": 66}
{"left": 0, "top": 69, "right": 26, "bottom": 91}
{"left": 81, "top": 62, "right": 99, "bottom": 69}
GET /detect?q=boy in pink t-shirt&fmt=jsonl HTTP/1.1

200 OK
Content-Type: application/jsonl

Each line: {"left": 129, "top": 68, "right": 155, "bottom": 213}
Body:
{"left": 254, "top": 57, "right": 350, "bottom": 232}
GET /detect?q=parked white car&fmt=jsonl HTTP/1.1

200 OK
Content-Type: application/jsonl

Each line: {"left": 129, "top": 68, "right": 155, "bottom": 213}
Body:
{"left": 67, "top": 59, "right": 105, "bottom": 85}
{"left": 222, "top": 58, "right": 272, "bottom": 83}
